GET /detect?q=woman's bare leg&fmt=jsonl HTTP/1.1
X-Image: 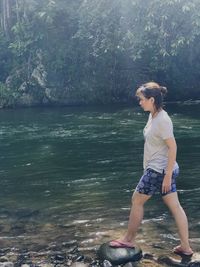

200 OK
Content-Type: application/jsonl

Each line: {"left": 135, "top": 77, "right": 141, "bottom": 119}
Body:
{"left": 162, "top": 192, "right": 193, "bottom": 253}
{"left": 121, "top": 191, "right": 151, "bottom": 245}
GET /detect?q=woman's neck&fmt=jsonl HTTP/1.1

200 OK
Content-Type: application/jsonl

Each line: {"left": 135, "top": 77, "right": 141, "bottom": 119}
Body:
{"left": 151, "top": 108, "right": 162, "bottom": 118}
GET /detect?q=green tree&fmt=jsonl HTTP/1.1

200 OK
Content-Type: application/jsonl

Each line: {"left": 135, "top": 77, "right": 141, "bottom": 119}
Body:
{"left": 0, "top": 0, "right": 200, "bottom": 107}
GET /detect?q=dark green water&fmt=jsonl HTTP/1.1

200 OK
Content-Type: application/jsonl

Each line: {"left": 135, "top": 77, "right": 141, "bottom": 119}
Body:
{"left": 0, "top": 103, "right": 199, "bottom": 255}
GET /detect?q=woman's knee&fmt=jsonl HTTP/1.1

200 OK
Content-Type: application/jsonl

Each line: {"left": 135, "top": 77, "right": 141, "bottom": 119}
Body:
{"left": 162, "top": 192, "right": 182, "bottom": 211}
{"left": 131, "top": 191, "right": 151, "bottom": 206}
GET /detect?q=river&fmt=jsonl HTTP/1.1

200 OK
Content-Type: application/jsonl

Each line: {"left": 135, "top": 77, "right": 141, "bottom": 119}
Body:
{"left": 0, "top": 103, "right": 199, "bottom": 260}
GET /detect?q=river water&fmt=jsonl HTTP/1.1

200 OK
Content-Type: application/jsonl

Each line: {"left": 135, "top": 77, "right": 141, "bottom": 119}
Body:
{"left": 0, "top": 103, "right": 199, "bottom": 258}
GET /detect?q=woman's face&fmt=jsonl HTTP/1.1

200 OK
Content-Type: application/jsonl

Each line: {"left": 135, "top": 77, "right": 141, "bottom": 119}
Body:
{"left": 137, "top": 93, "right": 154, "bottom": 112}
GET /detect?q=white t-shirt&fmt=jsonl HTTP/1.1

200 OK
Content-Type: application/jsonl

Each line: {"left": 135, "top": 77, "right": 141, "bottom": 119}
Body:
{"left": 143, "top": 109, "right": 178, "bottom": 173}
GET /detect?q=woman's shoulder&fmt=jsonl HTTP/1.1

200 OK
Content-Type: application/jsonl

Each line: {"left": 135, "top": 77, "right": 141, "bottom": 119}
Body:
{"left": 159, "top": 109, "right": 171, "bottom": 120}
{"left": 157, "top": 110, "right": 173, "bottom": 126}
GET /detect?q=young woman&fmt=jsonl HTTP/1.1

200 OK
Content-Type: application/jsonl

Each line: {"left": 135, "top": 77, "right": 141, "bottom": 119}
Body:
{"left": 110, "top": 82, "right": 193, "bottom": 256}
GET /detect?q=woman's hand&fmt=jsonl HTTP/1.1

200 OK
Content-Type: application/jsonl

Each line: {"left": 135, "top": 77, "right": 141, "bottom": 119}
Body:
{"left": 162, "top": 174, "right": 172, "bottom": 194}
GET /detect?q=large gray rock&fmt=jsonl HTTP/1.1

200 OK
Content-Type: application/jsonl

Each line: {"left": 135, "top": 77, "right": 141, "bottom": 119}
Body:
{"left": 97, "top": 242, "right": 142, "bottom": 265}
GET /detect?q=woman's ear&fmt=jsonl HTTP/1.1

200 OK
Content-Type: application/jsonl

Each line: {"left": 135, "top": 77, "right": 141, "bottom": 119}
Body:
{"left": 150, "top": 97, "right": 154, "bottom": 103}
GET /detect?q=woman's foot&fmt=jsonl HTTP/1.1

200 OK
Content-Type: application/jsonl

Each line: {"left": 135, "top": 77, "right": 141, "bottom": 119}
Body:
{"left": 109, "top": 239, "right": 135, "bottom": 248}
{"left": 173, "top": 245, "right": 193, "bottom": 256}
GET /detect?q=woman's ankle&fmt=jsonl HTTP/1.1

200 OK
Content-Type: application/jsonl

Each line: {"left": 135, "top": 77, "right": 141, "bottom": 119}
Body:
{"left": 123, "top": 235, "right": 135, "bottom": 244}
{"left": 179, "top": 243, "right": 193, "bottom": 252}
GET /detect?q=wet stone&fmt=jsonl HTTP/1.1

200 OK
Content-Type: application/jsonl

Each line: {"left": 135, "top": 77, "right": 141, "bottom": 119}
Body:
{"left": 97, "top": 242, "right": 143, "bottom": 265}
{"left": 0, "top": 262, "right": 14, "bottom": 267}
{"left": 102, "top": 260, "right": 112, "bottom": 267}
{"left": 90, "top": 260, "right": 100, "bottom": 267}
{"left": 188, "top": 261, "right": 200, "bottom": 267}
{"left": 67, "top": 246, "right": 79, "bottom": 254}
{"left": 157, "top": 255, "right": 198, "bottom": 267}
{"left": 62, "top": 240, "right": 78, "bottom": 248}
{"left": 70, "top": 262, "right": 89, "bottom": 267}
{"left": 0, "top": 249, "right": 10, "bottom": 255}
{"left": 47, "top": 243, "right": 57, "bottom": 251}
{"left": 123, "top": 262, "right": 136, "bottom": 267}
{"left": 15, "top": 254, "right": 31, "bottom": 267}
{"left": 0, "top": 257, "right": 9, "bottom": 263}
{"left": 75, "top": 255, "right": 84, "bottom": 262}
{"left": 142, "top": 252, "right": 155, "bottom": 260}
{"left": 66, "top": 259, "right": 73, "bottom": 266}
{"left": 53, "top": 254, "right": 66, "bottom": 262}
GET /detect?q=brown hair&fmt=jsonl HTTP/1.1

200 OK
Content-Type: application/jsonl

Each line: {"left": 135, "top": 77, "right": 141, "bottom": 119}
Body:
{"left": 136, "top": 82, "right": 167, "bottom": 111}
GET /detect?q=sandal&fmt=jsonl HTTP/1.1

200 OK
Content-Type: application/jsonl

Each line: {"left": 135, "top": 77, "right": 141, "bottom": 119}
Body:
{"left": 173, "top": 245, "right": 193, "bottom": 256}
{"left": 109, "top": 240, "right": 135, "bottom": 248}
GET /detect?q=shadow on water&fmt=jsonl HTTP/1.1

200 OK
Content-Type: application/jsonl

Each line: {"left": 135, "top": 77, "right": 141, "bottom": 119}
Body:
{"left": 0, "top": 103, "right": 199, "bottom": 260}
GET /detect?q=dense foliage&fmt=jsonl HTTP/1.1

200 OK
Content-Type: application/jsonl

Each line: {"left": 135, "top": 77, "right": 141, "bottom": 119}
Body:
{"left": 0, "top": 0, "right": 200, "bottom": 107}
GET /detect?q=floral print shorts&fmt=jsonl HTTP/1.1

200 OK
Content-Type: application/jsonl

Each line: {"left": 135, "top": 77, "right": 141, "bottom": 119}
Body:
{"left": 136, "top": 168, "right": 179, "bottom": 196}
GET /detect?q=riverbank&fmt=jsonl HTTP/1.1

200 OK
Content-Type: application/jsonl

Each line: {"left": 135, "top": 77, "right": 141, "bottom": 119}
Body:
{"left": 1, "top": 218, "right": 200, "bottom": 267}
{"left": 1, "top": 241, "right": 200, "bottom": 267}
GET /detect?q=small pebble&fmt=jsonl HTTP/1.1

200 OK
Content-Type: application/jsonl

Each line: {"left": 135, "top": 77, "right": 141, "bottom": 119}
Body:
{"left": 0, "top": 262, "right": 14, "bottom": 267}
{"left": 71, "top": 263, "right": 89, "bottom": 267}
{"left": 0, "top": 257, "right": 9, "bottom": 263}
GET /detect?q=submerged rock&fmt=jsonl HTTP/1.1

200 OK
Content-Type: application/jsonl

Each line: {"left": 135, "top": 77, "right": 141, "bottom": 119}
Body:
{"left": 188, "top": 262, "right": 200, "bottom": 267}
{"left": 71, "top": 263, "right": 89, "bottom": 267}
{"left": 102, "top": 260, "right": 112, "bottom": 267}
{"left": 0, "top": 263, "right": 14, "bottom": 267}
{"left": 152, "top": 254, "right": 200, "bottom": 267}
{"left": 97, "top": 242, "right": 142, "bottom": 265}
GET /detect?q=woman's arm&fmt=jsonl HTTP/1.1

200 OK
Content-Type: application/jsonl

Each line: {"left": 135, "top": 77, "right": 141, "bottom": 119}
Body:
{"left": 162, "top": 137, "right": 177, "bottom": 194}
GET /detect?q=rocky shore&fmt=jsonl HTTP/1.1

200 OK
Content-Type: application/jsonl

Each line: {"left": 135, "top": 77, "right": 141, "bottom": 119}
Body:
{"left": 1, "top": 240, "right": 200, "bottom": 267}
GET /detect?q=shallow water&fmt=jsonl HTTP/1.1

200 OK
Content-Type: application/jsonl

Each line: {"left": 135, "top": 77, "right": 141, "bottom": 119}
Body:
{"left": 0, "top": 103, "right": 199, "bottom": 258}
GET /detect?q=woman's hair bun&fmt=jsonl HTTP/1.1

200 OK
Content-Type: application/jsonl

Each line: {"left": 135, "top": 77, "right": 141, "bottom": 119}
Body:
{"left": 160, "top": 86, "right": 167, "bottom": 95}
